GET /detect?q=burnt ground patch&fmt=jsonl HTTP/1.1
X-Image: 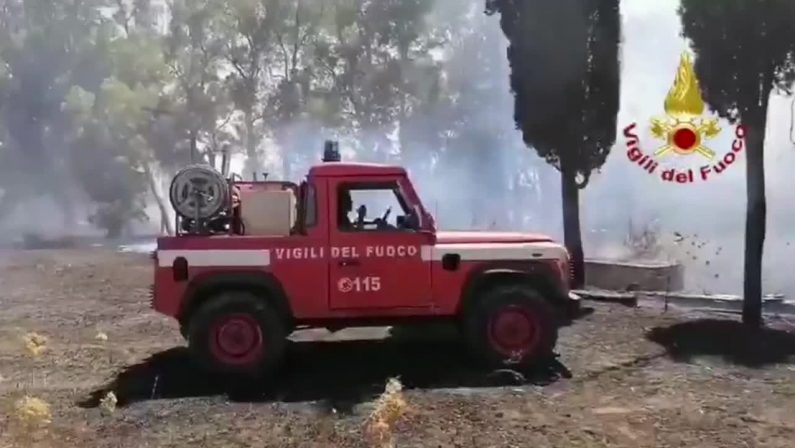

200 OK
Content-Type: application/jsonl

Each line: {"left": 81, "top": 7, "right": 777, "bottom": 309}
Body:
{"left": 6, "top": 250, "right": 795, "bottom": 448}
{"left": 78, "top": 335, "right": 572, "bottom": 413}
{"left": 646, "top": 318, "right": 795, "bottom": 367}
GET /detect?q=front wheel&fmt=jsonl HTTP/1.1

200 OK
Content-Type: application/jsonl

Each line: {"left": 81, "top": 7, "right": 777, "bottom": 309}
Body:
{"left": 463, "top": 285, "right": 558, "bottom": 369}
{"left": 187, "top": 291, "right": 287, "bottom": 378}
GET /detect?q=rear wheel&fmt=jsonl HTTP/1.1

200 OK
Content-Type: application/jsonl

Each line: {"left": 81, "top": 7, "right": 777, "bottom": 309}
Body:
{"left": 463, "top": 285, "right": 558, "bottom": 369}
{"left": 187, "top": 291, "right": 287, "bottom": 378}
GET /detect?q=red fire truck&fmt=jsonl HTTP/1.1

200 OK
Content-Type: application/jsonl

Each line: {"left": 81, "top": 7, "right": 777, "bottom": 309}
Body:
{"left": 152, "top": 142, "right": 578, "bottom": 377}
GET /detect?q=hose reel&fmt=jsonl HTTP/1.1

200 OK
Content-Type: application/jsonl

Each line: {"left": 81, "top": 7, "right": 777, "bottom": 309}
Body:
{"left": 169, "top": 164, "right": 230, "bottom": 220}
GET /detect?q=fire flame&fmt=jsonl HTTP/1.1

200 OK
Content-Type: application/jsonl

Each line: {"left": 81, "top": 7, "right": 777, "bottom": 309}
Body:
{"left": 663, "top": 52, "right": 705, "bottom": 118}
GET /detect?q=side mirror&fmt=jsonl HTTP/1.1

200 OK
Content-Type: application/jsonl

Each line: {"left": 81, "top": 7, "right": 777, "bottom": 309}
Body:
{"left": 406, "top": 209, "right": 421, "bottom": 230}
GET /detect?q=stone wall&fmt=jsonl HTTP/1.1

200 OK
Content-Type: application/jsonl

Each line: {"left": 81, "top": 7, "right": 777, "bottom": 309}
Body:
{"left": 585, "top": 259, "right": 684, "bottom": 291}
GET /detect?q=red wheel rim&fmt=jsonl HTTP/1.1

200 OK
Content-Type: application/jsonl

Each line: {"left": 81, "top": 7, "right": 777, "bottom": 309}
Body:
{"left": 208, "top": 313, "right": 264, "bottom": 365}
{"left": 487, "top": 305, "right": 541, "bottom": 358}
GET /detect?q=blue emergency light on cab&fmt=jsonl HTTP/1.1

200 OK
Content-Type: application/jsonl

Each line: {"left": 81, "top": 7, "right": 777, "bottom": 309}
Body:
{"left": 323, "top": 140, "right": 341, "bottom": 162}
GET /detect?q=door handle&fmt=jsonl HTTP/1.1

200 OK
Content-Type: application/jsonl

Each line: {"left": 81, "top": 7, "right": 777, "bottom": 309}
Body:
{"left": 338, "top": 258, "right": 360, "bottom": 267}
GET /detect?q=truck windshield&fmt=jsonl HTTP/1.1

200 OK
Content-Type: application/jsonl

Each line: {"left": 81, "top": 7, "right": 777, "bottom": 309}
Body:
{"left": 337, "top": 181, "right": 414, "bottom": 231}
{"left": 397, "top": 177, "right": 434, "bottom": 230}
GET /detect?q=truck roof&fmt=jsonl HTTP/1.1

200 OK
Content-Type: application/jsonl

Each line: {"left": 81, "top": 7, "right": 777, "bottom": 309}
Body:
{"left": 308, "top": 162, "right": 406, "bottom": 178}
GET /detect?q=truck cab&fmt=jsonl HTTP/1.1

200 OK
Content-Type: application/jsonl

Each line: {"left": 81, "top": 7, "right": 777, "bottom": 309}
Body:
{"left": 153, "top": 145, "right": 577, "bottom": 377}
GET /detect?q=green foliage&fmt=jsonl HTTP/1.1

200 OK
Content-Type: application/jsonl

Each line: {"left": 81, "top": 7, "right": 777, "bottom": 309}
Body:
{"left": 311, "top": 0, "right": 445, "bottom": 161}
{"left": 64, "top": 43, "right": 165, "bottom": 236}
{"left": 485, "top": 0, "right": 621, "bottom": 186}
{"left": 1, "top": 0, "right": 528, "bottom": 235}
{"left": 678, "top": 0, "right": 795, "bottom": 326}
{"left": 0, "top": 0, "right": 114, "bottom": 212}
{"left": 0, "top": 4, "right": 169, "bottom": 232}
{"left": 486, "top": 0, "right": 621, "bottom": 287}
{"left": 679, "top": 0, "right": 795, "bottom": 121}
{"left": 163, "top": 0, "right": 232, "bottom": 165}
{"left": 430, "top": 11, "right": 513, "bottom": 218}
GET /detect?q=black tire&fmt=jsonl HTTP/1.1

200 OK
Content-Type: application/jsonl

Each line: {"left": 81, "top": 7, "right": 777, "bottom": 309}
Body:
{"left": 463, "top": 285, "right": 558, "bottom": 369}
{"left": 187, "top": 291, "right": 287, "bottom": 378}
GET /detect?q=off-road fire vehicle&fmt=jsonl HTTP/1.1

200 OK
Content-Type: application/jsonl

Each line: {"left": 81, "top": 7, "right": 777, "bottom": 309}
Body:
{"left": 152, "top": 141, "right": 579, "bottom": 377}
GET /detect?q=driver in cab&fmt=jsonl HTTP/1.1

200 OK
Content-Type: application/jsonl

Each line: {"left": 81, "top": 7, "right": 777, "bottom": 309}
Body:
{"left": 338, "top": 189, "right": 355, "bottom": 229}
{"left": 338, "top": 189, "right": 374, "bottom": 230}
{"left": 338, "top": 187, "right": 399, "bottom": 231}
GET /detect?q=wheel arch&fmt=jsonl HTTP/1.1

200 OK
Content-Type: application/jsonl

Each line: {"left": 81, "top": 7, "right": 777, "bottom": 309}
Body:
{"left": 458, "top": 262, "right": 564, "bottom": 315}
{"left": 179, "top": 271, "right": 293, "bottom": 330}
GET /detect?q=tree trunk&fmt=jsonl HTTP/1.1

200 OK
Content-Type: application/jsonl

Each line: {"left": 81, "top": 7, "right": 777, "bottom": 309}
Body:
{"left": 272, "top": 126, "right": 291, "bottom": 180}
{"left": 56, "top": 184, "right": 77, "bottom": 230}
{"left": 282, "top": 149, "right": 291, "bottom": 181}
{"left": 742, "top": 111, "right": 767, "bottom": 328}
{"left": 280, "top": 125, "right": 291, "bottom": 180}
{"left": 144, "top": 163, "right": 174, "bottom": 236}
{"left": 105, "top": 216, "right": 123, "bottom": 239}
{"left": 560, "top": 157, "right": 585, "bottom": 289}
{"left": 243, "top": 112, "right": 259, "bottom": 179}
{"left": 189, "top": 128, "right": 199, "bottom": 163}
{"left": 207, "top": 152, "right": 217, "bottom": 171}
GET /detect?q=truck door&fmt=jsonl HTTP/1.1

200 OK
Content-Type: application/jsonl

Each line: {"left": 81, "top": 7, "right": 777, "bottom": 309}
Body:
{"left": 328, "top": 177, "right": 432, "bottom": 310}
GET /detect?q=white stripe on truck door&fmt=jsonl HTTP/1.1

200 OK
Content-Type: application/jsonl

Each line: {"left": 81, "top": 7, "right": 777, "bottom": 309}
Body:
{"left": 156, "top": 242, "right": 566, "bottom": 267}
{"left": 421, "top": 243, "right": 567, "bottom": 261}
{"left": 157, "top": 249, "right": 271, "bottom": 267}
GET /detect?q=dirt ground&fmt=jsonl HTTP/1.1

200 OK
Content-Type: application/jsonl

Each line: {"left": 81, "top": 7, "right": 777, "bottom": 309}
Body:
{"left": 0, "top": 249, "right": 793, "bottom": 448}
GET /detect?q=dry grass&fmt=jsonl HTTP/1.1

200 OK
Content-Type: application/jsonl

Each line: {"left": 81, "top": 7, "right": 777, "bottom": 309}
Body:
{"left": 1, "top": 332, "right": 53, "bottom": 447}
{"left": 363, "top": 378, "right": 409, "bottom": 448}
{"left": 99, "top": 391, "right": 117, "bottom": 414}
{"left": 0, "top": 249, "right": 793, "bottom": 448}
{"left": 22, "top": 332, "right": 48, "bottom": 356}
{"left": 13, "top": 396, "right": 52, "bottom": 426}
{"left": 1, "top": 396, "right": 53, "bottom": 448}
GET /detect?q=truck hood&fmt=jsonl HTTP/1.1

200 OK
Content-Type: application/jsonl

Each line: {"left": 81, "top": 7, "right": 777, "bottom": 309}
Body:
{"left": 435, "top": 231, "right": 554, "bottom": 244}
